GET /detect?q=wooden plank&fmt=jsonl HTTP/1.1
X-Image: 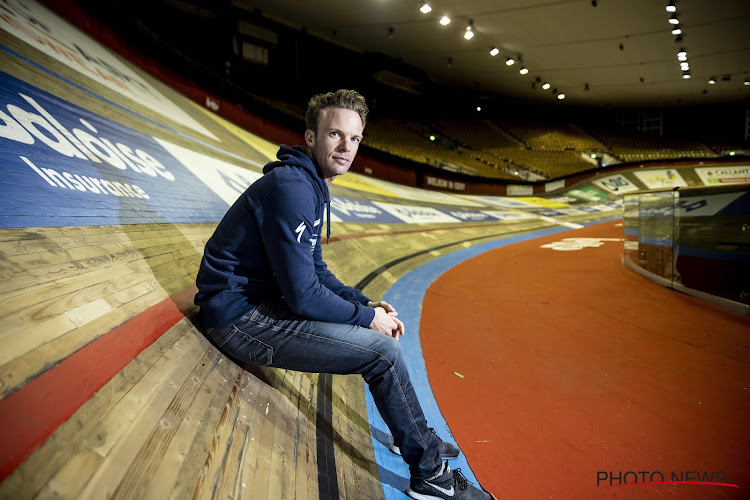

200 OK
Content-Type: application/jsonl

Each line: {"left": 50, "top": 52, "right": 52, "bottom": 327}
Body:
{"left": 0, "top": 322, "right": 191, "bottom": 498}
{"left": 168, "top": 355, "right": 243, "bottom": 499}
{"left": 110, "top": 348, "right": 224, "bottom": 499}
{"left": 76, "top": 338, "right": 206, "bottom": 500}
{"left": 144, "top": 350, "right": 228, "bottom": 500}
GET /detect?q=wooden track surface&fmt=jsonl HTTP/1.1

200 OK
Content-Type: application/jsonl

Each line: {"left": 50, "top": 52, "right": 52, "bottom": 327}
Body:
{"left": 0, "top": 8, "right": 615, "bottom": 498}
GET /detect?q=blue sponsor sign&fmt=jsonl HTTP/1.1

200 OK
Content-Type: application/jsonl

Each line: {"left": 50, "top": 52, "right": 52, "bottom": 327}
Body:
{"left": 440, "top": 209, "right": 495, "bottom": 222}
{"left": 0, "top": 71, "right": 230, "bottom": 228}
{"left": 329, "top": 195, "right": 401, "bottom": 223}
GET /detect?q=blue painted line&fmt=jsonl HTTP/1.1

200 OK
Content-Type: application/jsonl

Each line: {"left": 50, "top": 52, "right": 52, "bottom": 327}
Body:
{"left": 0, "top": 43, "right": 265, "bottom": 170}
{"left": 365, "top": 221, "right": 614, "bottom": 498}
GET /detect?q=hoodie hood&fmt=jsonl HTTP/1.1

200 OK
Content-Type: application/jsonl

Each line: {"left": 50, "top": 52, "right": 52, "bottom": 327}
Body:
{"left": 264, "top": 144, "right": 332, "bottom": 242}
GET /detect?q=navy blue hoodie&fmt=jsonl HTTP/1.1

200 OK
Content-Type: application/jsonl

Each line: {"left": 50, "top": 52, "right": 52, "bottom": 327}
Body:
{"left": 195, "top": 145, "right": 375, "bottom": 329}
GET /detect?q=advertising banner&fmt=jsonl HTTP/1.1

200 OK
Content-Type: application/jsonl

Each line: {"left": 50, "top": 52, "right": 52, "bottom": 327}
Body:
{"left": 592, "top": 174, "right": 640, "bottom": 193}
{"left": 695, "top": 166, "right": 750, "bottom": 185}
{"left": 633, "top": 169, "right": 688, "bottom": 190}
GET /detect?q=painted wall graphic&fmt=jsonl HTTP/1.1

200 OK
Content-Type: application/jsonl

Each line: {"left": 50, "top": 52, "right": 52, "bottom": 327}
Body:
{"left": 0, "top": 71, "right": 230, "bottom": 227}
{"left": 0, "top": 0, "right": 217, "bottom": 140}
{"left": 0, "top": 73, "right": 623, "bottom": 229}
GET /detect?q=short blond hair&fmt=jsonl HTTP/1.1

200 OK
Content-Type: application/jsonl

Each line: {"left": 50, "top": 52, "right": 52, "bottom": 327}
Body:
{"left": 306, "top": 89, "right": 368, "bottom": 133}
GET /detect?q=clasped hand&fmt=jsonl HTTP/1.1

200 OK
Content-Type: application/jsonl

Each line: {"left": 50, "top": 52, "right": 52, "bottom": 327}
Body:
{"left": 367, "top": 301, "right": 405, "bottom": 338}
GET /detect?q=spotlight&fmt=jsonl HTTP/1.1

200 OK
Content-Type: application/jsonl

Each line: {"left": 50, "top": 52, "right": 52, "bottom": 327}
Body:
{"left": 708, "top": 76, "right": 717, "bottom": 84}
{"left": 682, "top": 71, "right": 691, "bottom": 79}
{"left": 476, "top": 106, "right": 482, "bottom": 112}
{"left": 745, "top": 79, "right": 750, "bottom": 86}
{"left": 671, "top": 26, "right": 682, "bottom": 35}
{"left": 680, "top": 62, "right": 689, "bottom": 71}
{"left": 505, "top": 57, "right": 515, "bottom": 66}
{"left": 669, "top": 13, "right": 679, "bottom": 24}
{"left": 677, "top": 48, "right": 687, "bottom": 58}
{"left": 429, "top": 135, "right": 436, "bottom": 141}
{"left": 666, "top": 1, "right": 676, "bottom": 12}
{"left": 519, "top": 66, "right": 529, "bottom": 75}
{"left": 542, "top": 82, "right": 551, "bottom": 90}
{"left": 490, "top": 47, "right": 499, "bottom": 56}
{"left": 557, "top": 93, "right": 565, "bottom": 100}
{"left": 463, "top": 20, "right": 475, "bottom": 40}
{"left": 439, "top": 15, "right": 451, "bottom": 25}
{"left": 420, "top": 2, "right": 432, "bottom": 14}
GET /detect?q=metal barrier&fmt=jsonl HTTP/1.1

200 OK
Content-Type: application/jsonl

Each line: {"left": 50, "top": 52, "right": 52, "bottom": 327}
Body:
{"left": 623, "top": 184, "right": 750, "bottom": 315}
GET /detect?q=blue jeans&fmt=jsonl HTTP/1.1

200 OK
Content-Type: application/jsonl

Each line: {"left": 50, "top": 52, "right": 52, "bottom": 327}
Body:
{"left": 204, "top": 300, "right": 442, "bottom": 479}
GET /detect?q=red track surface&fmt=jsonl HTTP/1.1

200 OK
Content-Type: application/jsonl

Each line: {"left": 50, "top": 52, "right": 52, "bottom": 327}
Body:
{"left": 421, "top": 221, "right": 750, "bottom": 499}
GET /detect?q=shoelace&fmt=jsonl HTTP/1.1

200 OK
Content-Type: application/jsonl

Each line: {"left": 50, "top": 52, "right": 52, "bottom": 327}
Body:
{"left": 452, "top": 468, "right": 469, "bottom": 491}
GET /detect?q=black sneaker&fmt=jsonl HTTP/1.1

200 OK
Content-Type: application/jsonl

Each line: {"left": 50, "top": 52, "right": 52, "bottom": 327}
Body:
{"left": 406, "top": 463, "right": 496, "bottom": 500}
{"left": 389, "top": 428, "right": 460, "bottom": 459}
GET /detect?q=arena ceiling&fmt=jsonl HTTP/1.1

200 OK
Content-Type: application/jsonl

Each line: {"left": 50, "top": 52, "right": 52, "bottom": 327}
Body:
{"left": 233, "top": 0, "right": 750, "bottom": 107}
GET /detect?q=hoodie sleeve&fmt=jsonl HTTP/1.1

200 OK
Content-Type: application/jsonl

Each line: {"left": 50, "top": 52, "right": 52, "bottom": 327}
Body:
{"left": 256, "top": 180, "right": 375, "bottom": 327}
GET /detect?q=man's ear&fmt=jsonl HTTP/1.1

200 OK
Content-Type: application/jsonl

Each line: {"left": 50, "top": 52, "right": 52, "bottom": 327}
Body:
{"left": 304, "top": 129, "right": 315, "bottom": 147}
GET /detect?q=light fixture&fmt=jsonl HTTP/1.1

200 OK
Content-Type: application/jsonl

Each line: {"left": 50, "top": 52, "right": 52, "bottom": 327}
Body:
{"left": 439, "top": 15, "right": 451, "bottom": 25}
{"left": 671, "top": 26, "right": 682, "bottom": 35}
{"left": 729, "top": 151, "right": 736, "bottom": 156}
{"left": 666, "top": 1, "right": 676, "bottom": 12}
{"left": 429, "top": 134, "right": 436, "bottom": 141}
{"left": 669, "top": 13, "right": 679, "bottom": 24}
{"left": 557, "top": 93, "right": 566, "bottom": 100}
{"left": 745, "top": 79, "right": 750, "bottom": 86}
{"left": 420, "top": 2, "right": 432, "bottom": 14}
{"left": 682, "top": 71, "right": 691, "bottom": 79}
{"left": 519, "top": 66, "right": 529, "bottom": 75}
{"left": 476, "top": 106, "right": 482, "bottom": 112}
{"left": 490, "top": 47, "right": 499, "bottom": 56}
{"left": 542, "top": 82, "right": 551, "bottom": 90}
{"left": 680, "top": 62, "right": 689, "bottom": 71}
{"left": 505, "top": 57, "right": 515, "bottom": 66}
{"left": 464, "top": 20, "right": 474, "bottom": 40}
{"left": 708, "top": 76, "right": 717, "bottom": 84}
{"left": 677, "top": 48, "right": 687, "bottom": 58}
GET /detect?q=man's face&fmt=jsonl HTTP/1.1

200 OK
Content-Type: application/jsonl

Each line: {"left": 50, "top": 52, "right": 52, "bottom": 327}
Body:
{"left": 305, "top": 107, "right": 363, "bottom": 184}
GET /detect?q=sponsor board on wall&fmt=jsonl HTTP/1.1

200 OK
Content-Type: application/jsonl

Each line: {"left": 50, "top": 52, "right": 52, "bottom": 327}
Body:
{"left": 424, "top": 175, "right": 466, "bottom": 191}
{"left": 507, "top": 184, "right": 534, "bottom": 196}
{"left": 633, "top": 169, "right": 688, "bottom": 190}
{"left": 363, "top": 176, "right": 483, "bottom": 207}
{"left": 592, "top": 174, "right": 640, "bottom": 193}
{"left": 0, "top": 0, "right": 217, "bottom": 140}
{"left": 695, "top": 166, "right": 750, "bottom": 185}
{"left": 545, "top": 179, "right": 566, "bottom": 192}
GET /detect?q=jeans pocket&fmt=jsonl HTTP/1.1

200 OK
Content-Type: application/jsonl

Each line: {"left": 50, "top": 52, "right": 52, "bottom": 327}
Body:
{"left": 230, "top": 325, "right": 274, "bottom": 366}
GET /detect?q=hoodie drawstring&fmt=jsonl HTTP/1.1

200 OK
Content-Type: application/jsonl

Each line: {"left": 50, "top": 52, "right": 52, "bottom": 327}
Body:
{"left": 326, "top": 201, "right": 331, "bottom": 244}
